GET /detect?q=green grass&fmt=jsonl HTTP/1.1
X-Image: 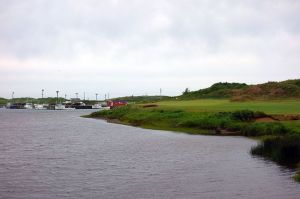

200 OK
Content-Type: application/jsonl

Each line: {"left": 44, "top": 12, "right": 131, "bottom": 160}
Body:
{"left": 88, "top": 105, "right": 298, "bottom": 136}
{"left": 156, "top": 99, "right": 300, "bottom": 114}
{"left": 281, "top": 121, "right": 300, "bottom": 133}
{"left": 0, "top": 97, "right": 7, "bottom": 106}
{"left": 295, "top": 168, "right": 300, "bottom": 182}
{"left": 251, "top": 135, "right": 300, "bottom": 166}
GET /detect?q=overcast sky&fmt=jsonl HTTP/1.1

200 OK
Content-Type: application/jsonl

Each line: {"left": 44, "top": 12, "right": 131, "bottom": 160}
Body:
{"left": 0, "top": 0, "right": 299, "bottom": 99}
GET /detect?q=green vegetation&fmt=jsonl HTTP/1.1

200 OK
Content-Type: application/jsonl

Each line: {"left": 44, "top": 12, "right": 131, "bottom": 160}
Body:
{"left": 88, "top": 105, "right": 299, "bottom": 136}
{"left": 157, "top": 99, "right": 300, "bottom": 114}
{"left": 181, "top": 82, "right": 248, "bottom": 99}
{"left": 0, "top": 97, "right": 7, "bottom": 106}
{"left": 179, "top": 79, "right": 300, "bottom": 101}
{"left": 251, "top": 135, "right": 300, "bottom": 165}
{"left": 8, "top": 97, "right": 67, "bottom": 104}
{"left": 88, "top": 97, "right": 300, "bottom": 182}
{"left": 1, "top": 97, "right": 106, "bottom": 105}
{"left": 112, "top": 95, "right": 171, "bottom": 103}
{"left": 251, "top": 135, "right": 300, "bottom": 182}
{"left": 295, "top": 173, "right": 300, "bottom": 182}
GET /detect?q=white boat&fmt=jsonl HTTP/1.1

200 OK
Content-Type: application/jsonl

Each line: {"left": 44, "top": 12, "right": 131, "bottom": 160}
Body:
{"left": 92, "top": 103, "right": 102, "bottom": 109}
{"left": 34, "top": 104, "right": 47, "bottom": 110}
{"left": 24, "top": 103, "right": 33, "bottom": 109}
{"left": 54, "top": 104, "right": 65, "bottom": 110}
{"left": 6, "top": 102, "right": 12, "bottom": 109}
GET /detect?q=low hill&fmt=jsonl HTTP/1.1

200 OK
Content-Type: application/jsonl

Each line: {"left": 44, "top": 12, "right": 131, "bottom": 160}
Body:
{"left": 112, "top": 95, "right": 172, "bottom": 103}
{"left": 6, "top": 97, "right": 67, "bottom": 104}
{"left": 0, "top": 97, "right": 7, "bottom": 105}
{"left": 180, "top": 79, "right": 300, "bottom": 100}
{"left": 232, "top": 79, "right": 300, "bottom": 101}
{"left": 180, "top": 82, "right": 248, "bottom": 99}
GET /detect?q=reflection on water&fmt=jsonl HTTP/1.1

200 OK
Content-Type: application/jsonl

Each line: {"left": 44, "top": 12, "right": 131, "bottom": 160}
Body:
{"left": 0, "top": 109, "right": 299, "bottom": 199}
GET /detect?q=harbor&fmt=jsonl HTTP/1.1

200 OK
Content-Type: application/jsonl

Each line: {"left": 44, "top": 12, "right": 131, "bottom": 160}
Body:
{"left": 4, "top": 90, "right": 127, "bottom": 110}
{"left": 5, "top": 100, "right": 114, "bottom": 110}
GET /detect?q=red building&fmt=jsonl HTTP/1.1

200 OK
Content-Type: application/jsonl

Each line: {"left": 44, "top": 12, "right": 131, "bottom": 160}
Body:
{"left": 107, "top": 100, "right": 128, "bottom": 109}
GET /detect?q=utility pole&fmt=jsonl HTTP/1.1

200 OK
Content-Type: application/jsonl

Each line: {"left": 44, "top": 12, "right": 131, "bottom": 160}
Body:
{"left": 42, "top": 89, "right": 44, "bottom": 99}
{"left": 96, "top": 93, "right": 98, "bottom": 101}
{"left": 65, "top": 94, "right": 67, "bottom": 100}
{"left": 160, "top": 88, "right": 162, "bottom": 99}
{"left": 12, "top": 91, "right": 14, "bottom": 103}
{"left": 56, "top": 91, "right": 59, "bottom": 104}
{"left": 84, "top": 92, "right": 86, "bottom": 101}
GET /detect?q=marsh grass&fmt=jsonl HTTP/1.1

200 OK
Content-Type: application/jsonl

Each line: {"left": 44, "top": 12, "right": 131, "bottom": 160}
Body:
{"left": 89, "top": 106, "right": 295, "bottom": 136}
{"left": 251, "top": 135, "right": 300, "bottom": 166}
{"left": 294, "top": 168, "right": 300, "bottom": 182}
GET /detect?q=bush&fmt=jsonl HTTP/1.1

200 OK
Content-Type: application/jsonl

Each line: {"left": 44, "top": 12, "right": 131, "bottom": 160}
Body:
{"left": 231, "top": 110, "right": 267, "bottom": 121}
{"left": 294, "top": 169, "right": 300, "bottom": 182}
{"left": 241, "top": 122, "right": 289, "bottom": 136}
{"left": 251, "top": 135, "right": 300, "bottom": 166}
{"left": 231, "top": 110, "right": 255, "bottom": 121}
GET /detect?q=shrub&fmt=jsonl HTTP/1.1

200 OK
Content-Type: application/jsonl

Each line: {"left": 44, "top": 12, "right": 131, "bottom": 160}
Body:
{"left": 241, "top": 122, "right": 289, "bottom": 136}
{"left": 251, "top": 135, "right": 300, "bottom": 166}
{"left": 231, "top": 110, "right": 255, "bottom": 121}
{"left": 231, "top": 110, "right": 267, "bottom": 121}
{"left": 294, "top": 169, "right": 300, "bottom": 182}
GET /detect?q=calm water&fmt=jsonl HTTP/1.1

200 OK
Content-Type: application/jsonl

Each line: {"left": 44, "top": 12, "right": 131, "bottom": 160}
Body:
{"left": 0, "top": 109, "right": 299, "bottom": 199}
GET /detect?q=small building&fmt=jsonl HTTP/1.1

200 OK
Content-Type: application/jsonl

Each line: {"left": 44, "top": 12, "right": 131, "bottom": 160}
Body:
{"left": 107, "top": 100, "right": 128, "bottom": 109}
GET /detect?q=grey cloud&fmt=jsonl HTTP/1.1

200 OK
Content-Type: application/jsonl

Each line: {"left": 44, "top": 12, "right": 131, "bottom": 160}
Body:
{"left": 0, "top": 0, "right": 299, "bottom": 98}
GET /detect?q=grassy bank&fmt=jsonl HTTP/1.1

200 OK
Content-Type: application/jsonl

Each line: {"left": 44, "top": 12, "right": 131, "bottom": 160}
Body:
{"left": 87, "top": 99, "right": 300, "bottom": 181}
{"left": 251, "top": 135, "right": 300, "bottom": 166}
{"left": 295, "top": 168, "right": 300, "bottom": 182}
{"left": 156, "top": 99, "right": 300, "bottom": 114}
{"left": 87, "top": 103, "right": 299, "bottom": 136}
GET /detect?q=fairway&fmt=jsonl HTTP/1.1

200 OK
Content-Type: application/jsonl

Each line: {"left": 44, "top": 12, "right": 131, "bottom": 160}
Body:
{"left": 156, "top": 99, "right": 300, "bottom": 114}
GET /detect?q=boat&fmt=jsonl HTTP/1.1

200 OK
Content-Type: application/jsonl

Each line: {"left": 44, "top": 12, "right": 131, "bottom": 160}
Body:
{"left": 62, "top": 101, "right": 75, "bottom": 110}
{"left": 92, "top": 103, "right": 102, "bottom": 109}
{"left": 24, "top": 103, "right": 33, "bottom": 109}
{"left": 34, "top": 104, "right": 47, "bottom": 110}
{"left": 71, "top": 102, "right": 92, "bottom": 109}
{"left": 6, "top": 102, "right": 28, "bottom": 109}
{"left": 54, "top": 104, "right": 65, "bottom": 110}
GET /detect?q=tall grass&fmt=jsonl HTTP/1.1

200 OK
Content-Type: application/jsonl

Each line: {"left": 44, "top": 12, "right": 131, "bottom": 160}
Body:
{"left": 89, "top": 107, "right": 295, "bottom": 136}
{"left": 251, "top": 135, "right": 300, "bottom": 166}
{"left": 295, "top": 169, "right": 300, "bottom": 182}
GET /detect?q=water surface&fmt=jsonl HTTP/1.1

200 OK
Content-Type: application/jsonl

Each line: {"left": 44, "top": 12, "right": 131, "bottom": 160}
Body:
{"left": 0, "top": 109, "right": 299, "bottom": 199}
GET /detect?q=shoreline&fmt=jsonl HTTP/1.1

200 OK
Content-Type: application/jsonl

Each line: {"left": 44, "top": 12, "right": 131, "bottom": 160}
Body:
{"left": 88, "top": 115, "right": 242, "bottom": 136}
{"left": 84, "top": 106, "right": 300, "bottom": 182}
{"left": 93, "top": 114, "right": 300, "bottom": 182}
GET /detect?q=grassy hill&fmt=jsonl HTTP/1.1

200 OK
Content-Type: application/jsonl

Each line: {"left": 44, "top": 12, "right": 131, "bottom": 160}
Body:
{"left": 180, "top": 79, "right": 300, "bottom": 101}
{"left": 231, "top": 79, "right": 300, "bottom": 101}
{"left": 112, "top": 95, "right": 172, "bottom": 103}
{"left": 180, "top": 82, "right": 248, "bottom": 99}
{"left": 0, "top": 97, "right": 7, "bottom": 106}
